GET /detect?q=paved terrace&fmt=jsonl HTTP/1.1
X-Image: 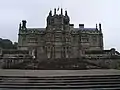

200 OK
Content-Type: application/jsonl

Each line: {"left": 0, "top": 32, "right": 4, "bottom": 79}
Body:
{"left": 0, "top": 69, "right": 120, "bottom": 77}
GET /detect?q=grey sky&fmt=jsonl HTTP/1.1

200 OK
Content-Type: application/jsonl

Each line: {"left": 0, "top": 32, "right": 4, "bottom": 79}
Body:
{"left": 0, "top": 0, "right": 120, "bottom": 51}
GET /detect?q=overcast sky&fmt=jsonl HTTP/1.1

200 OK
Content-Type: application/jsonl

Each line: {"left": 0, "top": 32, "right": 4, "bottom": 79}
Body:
{"left": 0, "top": 0, "right": 120, "bottom": 51}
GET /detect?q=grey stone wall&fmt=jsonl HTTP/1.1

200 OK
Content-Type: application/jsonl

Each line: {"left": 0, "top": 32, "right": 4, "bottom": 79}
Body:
{"left": 18, "top": 9, "right": 104, "bottom": 59}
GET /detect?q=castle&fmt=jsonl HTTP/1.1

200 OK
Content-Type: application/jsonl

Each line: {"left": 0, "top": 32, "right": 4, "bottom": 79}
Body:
{"left": 18, "top": 8, "right": 103, "bottom": 59}
{"left": 0, "top": 8, "right": 120, "bottom": 69}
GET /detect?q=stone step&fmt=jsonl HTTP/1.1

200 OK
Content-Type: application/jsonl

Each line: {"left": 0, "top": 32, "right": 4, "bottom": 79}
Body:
{"left": 1, "top": 79, "right": 120, "bottom": 83}
{"left": 0, "top": 81, "right": 120, "bottom": 85}
{"left": 1, "top": 78, "right": 120, "bottom": 82}
{"left": 0, "top": 84, "right": 120, "bottom": 89}
{"left": 1, "top": 75, "right": 120, "bottom": 80}
{"left": 1, "top": 88, "right": 120, "bottom": 90}
{"left": 1, "top": 74, "right": 120, "bottom": 77}
{"left": 0, "top": 79, "right": 120, "bottom": 89}
{"left": 0, "top": 71, "right": 120, "bottom": 89}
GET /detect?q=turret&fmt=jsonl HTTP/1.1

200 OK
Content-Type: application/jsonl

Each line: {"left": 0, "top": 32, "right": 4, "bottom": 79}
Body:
{"left": 64, "top": 10, "right": 70, "bottom": 25}
{"left": 46, "top": 8, "right": 70, "bottom": 26}
{"left": 98, "top": 23, "right": 103, "bottom": 50}
{"left": 22, "top": 20, "right": 27, "bottom": 29}
{"left": 47, "top": 10, "right": 53, "bottom": 26}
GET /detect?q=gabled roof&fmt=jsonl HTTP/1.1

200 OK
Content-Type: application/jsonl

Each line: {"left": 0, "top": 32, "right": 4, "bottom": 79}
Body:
{"left": 82, "top": 28, "right": 97, "bottom": 30}
{"left": 27, "top": 28, "right": 45, "bottom": 31}
{"left": 74, "top": 28, "right": 97, "bottom": 31}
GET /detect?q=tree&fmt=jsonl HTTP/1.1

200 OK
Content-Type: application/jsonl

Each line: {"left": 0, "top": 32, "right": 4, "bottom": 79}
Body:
{"left": 0, "top": 38, "right": 17, "bottom": 49}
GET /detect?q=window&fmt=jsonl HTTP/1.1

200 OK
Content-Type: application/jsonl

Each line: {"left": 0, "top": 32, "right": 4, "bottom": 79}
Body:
{"left": 92, "top": 36, "right": 97, "bottom": 42}
{"left": 46, "top": 34, "right": 51, "bottom": 37}
{"left": 81, "top": 38, "right": 89, "bottom": 42}
{"left": 55, "top": 37, "right": 61, "bottom": 41}
{"left": 28, "top": 37, "right": 38, "bottom": 43}
{"left": 55, "top": 42, "right": 62, "bottom": 45}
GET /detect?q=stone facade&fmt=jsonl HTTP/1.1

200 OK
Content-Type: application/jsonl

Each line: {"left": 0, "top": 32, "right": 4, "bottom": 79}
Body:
{"left": 0, "top": 8, "right": 120, "bottom": 70}
{"left": 18, "top": 8, "right": 103, "bottom": 59}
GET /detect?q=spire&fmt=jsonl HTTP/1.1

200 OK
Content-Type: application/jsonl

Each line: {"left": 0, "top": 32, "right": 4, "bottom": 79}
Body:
{"left": 99, "top": 23, "right": 102, "bottom": 32}
{"left": 49, "top": 10, "right": 52, "bottom": 16}
{"left": 65, "top": 10, "right": 68, "bottom": 16}
{"left": 54, "top": 8, "right": 56, "bottom": 15}
{"left": 61, "top": 8, "right": 63, "bottom": 15}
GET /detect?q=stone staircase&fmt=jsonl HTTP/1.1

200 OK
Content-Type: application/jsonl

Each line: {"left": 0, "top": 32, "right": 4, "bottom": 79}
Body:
{"left": 1, "top": 58, "right": 112, "bottom": 70}
{"left": 0, "top": 74, "right": 120, "bottom": 89}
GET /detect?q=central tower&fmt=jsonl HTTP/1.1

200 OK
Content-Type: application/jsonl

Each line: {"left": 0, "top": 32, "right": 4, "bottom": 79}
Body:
{"left": 45, "top": 8, "right": 71, "bottom": 59}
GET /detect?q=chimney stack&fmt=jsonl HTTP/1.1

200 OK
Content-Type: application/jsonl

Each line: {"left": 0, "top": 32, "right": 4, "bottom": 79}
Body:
{"left": 70, "top": 24, "right": 74, "bottom": 29}
{"left": 79, "top": 24, "right": 84, "bottom": 28}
